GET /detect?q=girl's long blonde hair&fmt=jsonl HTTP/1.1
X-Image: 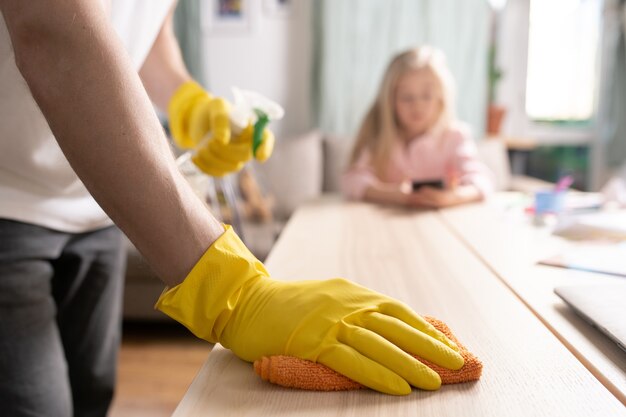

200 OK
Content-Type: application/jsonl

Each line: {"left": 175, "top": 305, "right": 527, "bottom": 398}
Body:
{"left": 349, "top": 46, "right": 456, "bottom": 176}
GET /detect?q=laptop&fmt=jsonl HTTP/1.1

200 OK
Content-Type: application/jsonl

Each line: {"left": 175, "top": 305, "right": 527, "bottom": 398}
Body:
{"left": 554, "top": 284, "right": 626, "bottom": 353}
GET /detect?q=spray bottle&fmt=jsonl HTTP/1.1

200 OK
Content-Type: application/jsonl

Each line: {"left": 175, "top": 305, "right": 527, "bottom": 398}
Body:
{"left": 176, "top": 86, "right": 284, "bottom": 169}
{"left": 176, "top": 88, "right": 284, "bottom": 233}
{"left": 229, "top": 87, "right": 284, "bottom": 157}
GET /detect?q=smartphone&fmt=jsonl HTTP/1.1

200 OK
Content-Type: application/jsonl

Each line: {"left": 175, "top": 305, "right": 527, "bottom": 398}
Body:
{"left": 412, "top": 179, "right": 444, "bottom": 192}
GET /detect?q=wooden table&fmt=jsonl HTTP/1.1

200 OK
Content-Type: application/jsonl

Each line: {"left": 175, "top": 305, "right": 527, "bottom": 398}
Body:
{"left": 173, "top": 196, "right": 626, "bottom": 416}
{"left": 438, "top": 197, "right": 626, "bottom": 404}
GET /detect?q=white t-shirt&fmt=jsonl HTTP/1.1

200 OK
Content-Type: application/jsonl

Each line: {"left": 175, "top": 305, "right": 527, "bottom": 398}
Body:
{"left": 0, "top": 0, "right": 174, "bottom": 233}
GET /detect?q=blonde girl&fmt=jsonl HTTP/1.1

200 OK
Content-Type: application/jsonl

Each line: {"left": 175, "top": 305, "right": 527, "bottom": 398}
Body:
{"left": 342, "top": 46, "right": 493, "bottom": 208}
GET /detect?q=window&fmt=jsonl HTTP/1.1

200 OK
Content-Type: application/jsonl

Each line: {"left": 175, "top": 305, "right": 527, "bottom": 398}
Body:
{"left": 525, "top": 0, "right": 601, "bottom": 123}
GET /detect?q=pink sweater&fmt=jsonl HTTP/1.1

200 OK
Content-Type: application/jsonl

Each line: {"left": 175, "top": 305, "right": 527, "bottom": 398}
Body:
{"left": 341, "top": 125, "right": 494, "bottom": 200}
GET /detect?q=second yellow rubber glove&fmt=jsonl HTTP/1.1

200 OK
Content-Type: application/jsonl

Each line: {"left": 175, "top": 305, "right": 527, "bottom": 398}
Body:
{"left": 168, "top": 81, "right": 275, "bottom": 177}
{"left": 155, "top": 226, "right": 464, "bottom": 395}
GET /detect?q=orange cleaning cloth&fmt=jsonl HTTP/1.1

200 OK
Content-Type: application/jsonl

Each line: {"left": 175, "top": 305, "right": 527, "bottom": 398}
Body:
{"left": 254, "top": 316, "right": 482, "bottom": 391}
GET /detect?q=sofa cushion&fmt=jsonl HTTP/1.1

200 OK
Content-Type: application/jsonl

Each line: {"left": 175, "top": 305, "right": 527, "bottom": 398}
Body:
{"left": 255, "top": 130, "right": 324, "bottom": 220}
{"left": 323, "top": 134, "right": 355, "bottom": 193}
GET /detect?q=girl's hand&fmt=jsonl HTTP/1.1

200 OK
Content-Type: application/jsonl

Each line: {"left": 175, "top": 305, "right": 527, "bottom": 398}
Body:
{"left": 408, "top": 185, "right": 482, "bottom": 209}
{"left": 408, "top": 187, "right": 457, "bottom": 208}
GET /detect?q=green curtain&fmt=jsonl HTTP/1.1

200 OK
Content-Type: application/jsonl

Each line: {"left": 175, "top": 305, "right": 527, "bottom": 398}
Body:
{"left": 602, "top": 0, "right": 626, "bottom": 167}
{"left": 174, "top": 0, "right": 206, "bottom": 85}
{"left": 313, "top": 0, "right": 490, "bottom": 138}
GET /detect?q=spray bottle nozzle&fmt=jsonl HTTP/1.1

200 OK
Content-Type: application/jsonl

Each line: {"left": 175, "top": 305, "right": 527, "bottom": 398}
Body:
{"left": 230, "top": 87, "right": 284, "bottom": 155}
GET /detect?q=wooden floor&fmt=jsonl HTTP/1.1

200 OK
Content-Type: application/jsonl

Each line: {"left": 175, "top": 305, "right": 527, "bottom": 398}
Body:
{"left": 109, "top": 321, "right": 212, "bottom": 417}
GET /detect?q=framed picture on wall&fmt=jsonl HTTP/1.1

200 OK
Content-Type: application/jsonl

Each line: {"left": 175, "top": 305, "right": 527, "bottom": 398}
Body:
{"left": 202, "top": 0, "right": 256, "bottom": 35}
{"left": 263, "top": 0, "right": 293, "bottom": 19}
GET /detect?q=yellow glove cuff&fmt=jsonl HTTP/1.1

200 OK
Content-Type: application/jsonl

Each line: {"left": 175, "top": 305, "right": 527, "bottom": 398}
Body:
{"left": 168, "top": 81, "right": 213, "bottom": 150}
{"left": 155, "top": 225, "right": 268, "bottom": 343}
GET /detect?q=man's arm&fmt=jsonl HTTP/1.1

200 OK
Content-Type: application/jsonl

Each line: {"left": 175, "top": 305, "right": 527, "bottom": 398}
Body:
{"left": 139, "top": 3, "right": 191, "bottom": 112}
{"left": 0, "top": 0, "right": 223, "bottom": 286}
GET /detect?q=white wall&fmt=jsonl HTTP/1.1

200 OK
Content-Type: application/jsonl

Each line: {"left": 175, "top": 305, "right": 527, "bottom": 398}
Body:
{"left": 497, "top": 0, "right": 528, "bottom": 139}
{"left": 200, "top": 0, "right": 313, "bottom": 139}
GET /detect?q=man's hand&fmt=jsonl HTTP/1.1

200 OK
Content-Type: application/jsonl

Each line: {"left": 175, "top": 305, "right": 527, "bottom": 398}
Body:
{"left": 168, "top": 81, "right": 275, "bottom": 177}
{"left": 191, "top": 124, "right": 274, "bottom": 177}
{"left": 408, "top": 187, "right": 458, "bottom": 208}
{"left": 156, "top": 225, "right": 464, "bottom": 395}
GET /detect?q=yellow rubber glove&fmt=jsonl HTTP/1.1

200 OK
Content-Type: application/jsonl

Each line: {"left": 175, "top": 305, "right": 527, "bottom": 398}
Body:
{"left": 167, "top": 81, "right": 275, "bottom": 176}
{"left": 155, "top": 226, "right": 464, "bottom": 395}
{"left": 191, "top": 124, "right": 274, "bottom": 177}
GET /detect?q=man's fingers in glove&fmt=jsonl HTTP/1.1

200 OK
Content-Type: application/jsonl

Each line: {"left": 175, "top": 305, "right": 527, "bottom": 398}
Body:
{"left": 187, "top": 95, "right": 212, "bottom": 148}
{"left": 254, "top": 129, "right": 275, "bottom": 162}
{"left": 168, "top": 84, "right": 202, "bottom": 131}
{"left": 192, "top": 148, "right": 243, "bottom": 177}
{"left": 231, "top": 125, "right": 275, "bottom": 162}
{"left": 380, "top": 302, "right": 460, "bottom": 352}
{"left": 192, "top": 135, "right": 253, "bottom": 177}
{"left": 230, "top": 124, "right": 254, "bottom": 146}
{"left": 338, "top": 323, "right": 443, "bottom": 391}
{"left": 171, "top": 92, "right": 206, "bottom": 149}
{"left": 208, "top": 139, "right": 252, "bottom": 164}
{"left": 358, "top": 312, "right": 464, "bottom": 370}
{"left": 208, "top": 98, "right": 231, "bottom": 145}
{"left": 317, "top": 344, "right": 412, "bottom": 395}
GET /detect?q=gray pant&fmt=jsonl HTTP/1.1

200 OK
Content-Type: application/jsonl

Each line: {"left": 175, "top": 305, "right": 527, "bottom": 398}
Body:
{"left": 0, "top": 219, "right": 126, "bottom": 417}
